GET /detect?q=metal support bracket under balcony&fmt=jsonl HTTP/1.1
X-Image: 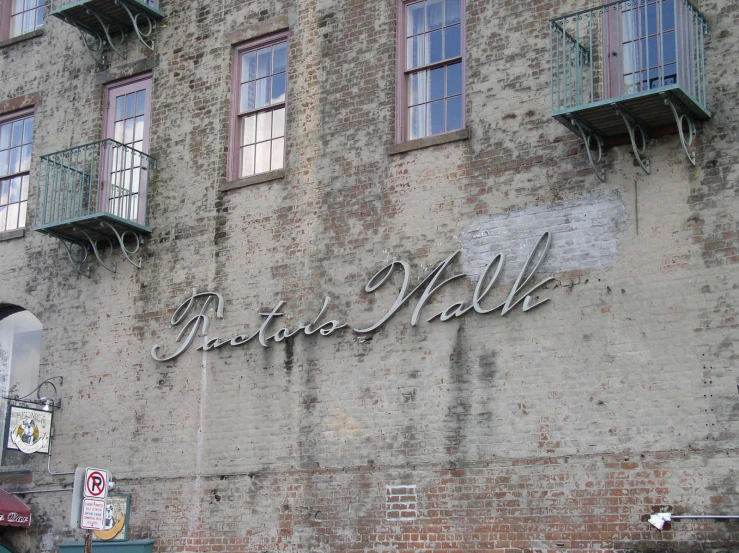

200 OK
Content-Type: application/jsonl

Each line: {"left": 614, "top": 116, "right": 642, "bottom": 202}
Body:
{"left": 568, "top": 114, "right": 606, "bottom": 182}
{"left": 663, "top": 93, "right": 697, "bottom": 167}
{"left": 613, "top": 103, "right": 650, "bottom": 175}
{"left": 51, "top": 0, "right": 164, "bottom": 65}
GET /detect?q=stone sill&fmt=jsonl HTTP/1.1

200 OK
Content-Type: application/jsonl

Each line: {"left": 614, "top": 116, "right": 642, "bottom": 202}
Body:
{"left": 0, "top": 229, "right": 25, "bottom": 242}
{"left": 0, "top": 30, "right": 43, "bottom": 49}
{"left": 220, "top": 169, "right": 285, "bottom": 192}
{"left": 388, "top": 129, "right": 469, "bottom": 155}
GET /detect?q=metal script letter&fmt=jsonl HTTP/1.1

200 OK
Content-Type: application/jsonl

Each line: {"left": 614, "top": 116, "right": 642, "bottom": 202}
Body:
{"left": 151, "top": 291, "right": 224, "bottom": 361}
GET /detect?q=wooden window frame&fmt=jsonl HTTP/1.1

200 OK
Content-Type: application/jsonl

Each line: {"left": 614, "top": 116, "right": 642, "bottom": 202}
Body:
{"left": 0, "top": 107, "right": 34, "bottom": 234}
{"left": 0, "top": 0, "right": 45, "bottom": 42}
{"left": 396, "top": 0, "right": 466, "bottom": 144}
{"left": 228, "top": 30, "right": 289, "bottom": 182}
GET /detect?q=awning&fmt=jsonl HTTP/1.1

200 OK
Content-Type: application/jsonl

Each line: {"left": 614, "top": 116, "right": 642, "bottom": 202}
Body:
{"left": 0, "top": 489, "right": 31, "bottom": 527}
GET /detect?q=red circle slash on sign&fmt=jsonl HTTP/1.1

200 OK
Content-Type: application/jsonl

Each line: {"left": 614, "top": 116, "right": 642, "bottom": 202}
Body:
{"left": 85, "top": 471, "right": 106, "bottom": 497}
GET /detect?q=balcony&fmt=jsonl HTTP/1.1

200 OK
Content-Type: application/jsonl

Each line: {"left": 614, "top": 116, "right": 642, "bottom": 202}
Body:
{"left": 34, "top": 139, "right": 157, "bottom": 276}
{"left": 50, "top": 0, "right": 164, "bottom": 65}
{"left": 550, "top": 0, "right": 709, "bottom": 181}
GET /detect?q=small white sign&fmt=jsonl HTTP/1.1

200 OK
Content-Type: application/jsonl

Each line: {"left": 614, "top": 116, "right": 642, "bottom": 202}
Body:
{"left": 80, "top": 498, "right": 106, "bottom": 530}
{"left": 84, "top": 468, "right": 109, "bottom": 499}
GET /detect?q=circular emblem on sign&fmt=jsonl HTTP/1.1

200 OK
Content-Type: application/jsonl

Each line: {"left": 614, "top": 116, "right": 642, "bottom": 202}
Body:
{"left": 86, "top": 471, "right": 106, "bottom": 497}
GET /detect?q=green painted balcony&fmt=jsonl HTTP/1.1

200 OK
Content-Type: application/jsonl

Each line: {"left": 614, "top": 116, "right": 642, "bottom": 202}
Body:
{"left": 549, "top": 0, "right": 710, "bottom": 181}
{"left": 50, "top": 0, "right": 164, "bottom": 64}
{"left": 34, "top": 139, "right": 157, "bottom": 275}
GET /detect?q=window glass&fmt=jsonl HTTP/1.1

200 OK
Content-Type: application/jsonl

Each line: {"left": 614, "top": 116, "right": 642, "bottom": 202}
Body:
{"left": 0, "top": 113, "right": 33, "bottom": 233}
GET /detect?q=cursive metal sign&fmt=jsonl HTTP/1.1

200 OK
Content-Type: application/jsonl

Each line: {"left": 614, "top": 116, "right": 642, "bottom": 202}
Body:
{"left": 151, "top": 232, "right": 554, "bottom": 362}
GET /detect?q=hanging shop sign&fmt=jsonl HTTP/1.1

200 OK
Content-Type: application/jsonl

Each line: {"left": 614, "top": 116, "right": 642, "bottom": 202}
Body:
{"left": 4, "top": 405, "right": 52, "bottom": 455}
{"left": 93, "top": 494, "right": 130, "bottom": 541}
{"left": 152, "top": 232, "right": 555, "bottom": 362}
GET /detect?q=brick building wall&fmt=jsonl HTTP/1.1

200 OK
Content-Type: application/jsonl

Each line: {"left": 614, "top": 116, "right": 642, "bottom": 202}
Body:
{"left": 0, "top": 0, "right": 737, "bottom": 552}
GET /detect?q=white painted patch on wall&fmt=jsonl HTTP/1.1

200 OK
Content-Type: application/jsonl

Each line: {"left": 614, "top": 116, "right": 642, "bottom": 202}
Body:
{"left": 461, "top": 190, "right": 627, "bottom": 282}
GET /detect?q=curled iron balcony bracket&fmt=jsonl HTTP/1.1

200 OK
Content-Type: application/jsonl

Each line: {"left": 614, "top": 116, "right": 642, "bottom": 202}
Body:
{"left": 86, "top": 7, "right": 127, "bottom": 60}
{"left": 78, "top": 228, "right": 118, "bottom": 273}
{"left": 101, "top": 221, "right": 144, "bottom": 269}
{"left": 614, "top": 103, "right": 650, "bottom": 175}
{"left": 569, "top": 114, "right": 606, "bottom": 182}
{"left": 62, "top": 16, "right": 108, "bottom": 65}
{"left": 663, "top": 94, "right": 697, "bottom": 166}
{"left": 61, "top": 241, "right": 92, "bottom": 278}
{"left": 115, "top": 0, "right": 156, "bottom": 51}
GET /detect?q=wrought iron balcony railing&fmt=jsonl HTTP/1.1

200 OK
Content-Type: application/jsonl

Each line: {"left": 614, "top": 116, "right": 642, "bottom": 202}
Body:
{"left": 34, "top": 139, "right": 157, "bottom": 275}
{"left": 550, "top": 0, "right": 710, "bottom": 181}
{"left": 50, "top": 0, "right": 164, "bottom": 65}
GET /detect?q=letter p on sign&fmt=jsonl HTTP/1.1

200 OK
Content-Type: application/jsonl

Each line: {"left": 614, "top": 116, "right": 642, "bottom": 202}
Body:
{"left": 84, "top": 468, "right": 109, "bottom": 499}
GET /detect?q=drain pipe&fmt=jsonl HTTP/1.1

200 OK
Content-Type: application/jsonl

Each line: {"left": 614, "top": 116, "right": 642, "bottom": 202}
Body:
{"left": 649, "top": 512, "right": 739, "bottom": 530}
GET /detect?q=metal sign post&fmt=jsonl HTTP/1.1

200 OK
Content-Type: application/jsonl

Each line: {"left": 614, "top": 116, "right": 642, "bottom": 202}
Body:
{"left": 84, "top": 530, "right": 92, "bottom": 553}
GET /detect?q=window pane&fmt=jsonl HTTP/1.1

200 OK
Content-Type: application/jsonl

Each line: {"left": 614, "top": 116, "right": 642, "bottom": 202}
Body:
{"left": 12, "top": 0, "right": 23, "bottom": 13}
{"left": 407, "top": 35, "right": 424, "bottom": 69}
{"left": 446, "top": 95, "right": 463, "bottom": 131}
{"left": 21, "top": 175, "right": 28, "bottom": 201}
{"left": 256, "top": 111, "right": 272, "bottom": 142}
{"left": 273, "top": 42, "right": 287, "bottom": 73}
{"left": 0, "top": 206, "right": 6, "bottom": 232}
{"left": 241, "top": 51, "right": 257, "bottom": 82}
{"left": 9, "top": 147, "right": 20, "bottom": 174}
{"left": 10, "top": 15, "right": 22, "bottom": 37}
{"left": 429, "top": 66, "right": 444, "bottom": 101}
{"left": 24, "top": 0, "right": 34, "bottom": 11}
{"left": 0, "top": 180, "right": 8, "bottom": 204}
{"left": 662, "top": 0, "right": 675, "bottom": 30}
{"left": 255, "top": 77, "right": 271, "bottom": 109}
{"left": 256, "top": 47, "right": 272, "bottom": 79}
{"left": 126, "top": 93, "right": 136, "bottom": 118}
{"left": 36, "top": 5, "right": 44, "bottom": 28}
{"left": 17, "top": 201, "right": 26, "bottom": 228}
{"left": 271, "top": 137, "right": 284, "bottom": 171}
{"left": 647, "top": 36, "right": 658, "bottom": 67}
{"left": 407, "top": 2, "right": 424, "bottom": 36}
{"left": 663, "top": 63, "right": 677, "bottom": 85}
{"left": 11, "top": 121, "right": 23, "bottom": 147}
{"left": 0, "top": 124, "right": 10, "bottom": 150}
{"left": 242, "top": 114, "right": 256, "bottom": 145}
{"left": 124, "top": 118, "right": 134, "bottom": 144}
{"left": 23, "top": 117, "right": 34, "bottom": 144}
{"left": 240, "top": 82, "right": 256, "bottom": 112}
{"left": 408, "top": 71, "right": 427, "bottom": 106}
{"left": 23, "top": 11, "right": 33, "bottom": 33}
{"left": 134, "top": 116, "right": 145, "bottom": 141}
{"left": 428, "top": 99, "right": 444, "bottom": 135}
{"left": 409, "top": 104, "right": 426, "bottom": 140}
{"left": 445, "top": 0, "right": 461, "bottom": 25}
{"left": 662, "top": 30, "right": 676, "bottom": 64}
{"left": 240, "top": 145, "right": 255, "bottom": 177}
{"left": 114, "top": 121, "right": 124, "bottom": 143}
{"left": 447, "top": 61, "right": 462, "bottom": 95}
{"left": 272, "top": 108, "right": 285, "bottom": 138}
{"left": 444, "top": 24, "right": 461, "bottom": 59}
{"left": 135, "top": 91, "right": 146, "bottom": 116}
{"left": 0, "top": 151, "right": 8, "bottom": 178}
{"left": 115, "top": 96, "right": 125, "bottom": 120}
{"left": 255, "top": 141, "right": 271, "bottom": 173}
{"left": 427, "top": 29, "right": 443, "bottom": 64}
{"left": 646, "top": 2, "right": 657, "bottom": 33}
{"left": 271, "top": 72, "right": 286, "bottom": 104}
{"left": 427, "top": 0, "right": 443, "bottom": 30}
{"left": 9, "top": 177, "right": 20, "bottom": 202}
{"left": 6, "top": 203, "right": 19, "bottom": 230}
{"left": 20, "top": 144, "right": 31, "bottom": 172}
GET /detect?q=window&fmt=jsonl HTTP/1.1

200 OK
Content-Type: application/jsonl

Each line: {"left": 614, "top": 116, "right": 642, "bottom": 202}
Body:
{"left": 0, "top": 109, "right": 33, "bottom": 233}
{"left": 0, "top": 0, "right": 45, "bottom": 41}
{"left": 230, "top": 33, "right": 288, "bottom": 180}
{"left": 398, "top": 0, "right": 464, "bottom": 142}
{"left": 605, "top": 0, "right": 678, "bottom": 98}
{"left": 103, "top": 75, "right": 152, "bottom": 224}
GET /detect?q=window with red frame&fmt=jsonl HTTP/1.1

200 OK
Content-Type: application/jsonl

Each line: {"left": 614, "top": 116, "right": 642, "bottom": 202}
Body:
{"left": 0, "top": 109, "right": 34, "bottom": 233}
{"left": 231, "top": 33, "right": 288, "bottom": 180}
{"left": 0, "top": 0, "right": 45, "bottom": 41}
{"left": 398, "top": 0, "right": 464, "bottom": 142}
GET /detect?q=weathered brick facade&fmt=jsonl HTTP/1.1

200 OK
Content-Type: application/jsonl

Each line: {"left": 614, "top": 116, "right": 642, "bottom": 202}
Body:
{"left": 0, "top": 0, "right": 738, "bottom": 552}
